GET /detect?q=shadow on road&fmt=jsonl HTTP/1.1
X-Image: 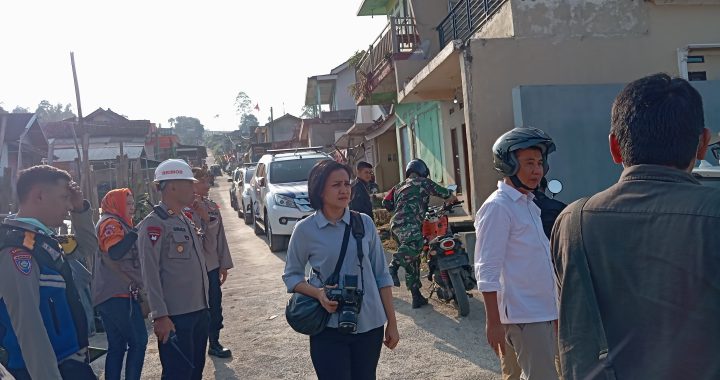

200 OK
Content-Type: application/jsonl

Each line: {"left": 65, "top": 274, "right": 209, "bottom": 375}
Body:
{"left": 394, "top": 293, "right": 501, "bottom": 375}
{"left": 210, "top": 356, "right": 240, "bottom": 379}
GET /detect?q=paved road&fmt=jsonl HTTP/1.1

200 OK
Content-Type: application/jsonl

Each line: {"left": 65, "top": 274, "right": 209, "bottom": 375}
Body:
{"left": 91, "top": 175, "right": 502, "bottom": 379}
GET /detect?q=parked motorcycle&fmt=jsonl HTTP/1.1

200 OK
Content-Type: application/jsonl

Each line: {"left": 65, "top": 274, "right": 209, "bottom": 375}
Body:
{"left": 423, "top": 199, "right": 476, "bottom": 317}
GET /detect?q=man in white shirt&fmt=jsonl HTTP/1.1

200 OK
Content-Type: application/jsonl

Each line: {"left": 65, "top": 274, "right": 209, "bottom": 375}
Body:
{"left": 475, "top": 127, "right": 559, "bottom": 380}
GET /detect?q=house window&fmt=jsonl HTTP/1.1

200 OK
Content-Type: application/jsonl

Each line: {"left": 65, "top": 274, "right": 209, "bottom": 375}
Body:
{"left": 689, "top": 71, "right": 707, "bottom": 81}
{"left": 687, "top": 56, "right": 705, "bottom": 64}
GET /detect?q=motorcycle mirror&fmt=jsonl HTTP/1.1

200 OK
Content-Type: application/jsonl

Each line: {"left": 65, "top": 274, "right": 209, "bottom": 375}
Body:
{"left": 447, "top": 184, "right": 458, "bottom": 192}
{"left": 547, "top": 179, "right": 563, "bottom": 195}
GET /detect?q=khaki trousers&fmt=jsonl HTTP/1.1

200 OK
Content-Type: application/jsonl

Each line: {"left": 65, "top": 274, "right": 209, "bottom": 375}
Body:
{"left": 504, "top": 321, "right": 559, "bottom": 380}
{"left": 501, "top": 342, "right": 522, "bottom": 380}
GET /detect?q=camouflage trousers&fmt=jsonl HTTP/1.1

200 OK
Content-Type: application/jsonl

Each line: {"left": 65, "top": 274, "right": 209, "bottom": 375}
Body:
{"left": 390, "top": 230, "right": 424, "bottom": 291}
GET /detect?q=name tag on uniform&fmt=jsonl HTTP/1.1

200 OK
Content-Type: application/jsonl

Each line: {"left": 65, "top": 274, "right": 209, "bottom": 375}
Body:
{"left": 173, "top": 227, "right": 187, "bottom": 232}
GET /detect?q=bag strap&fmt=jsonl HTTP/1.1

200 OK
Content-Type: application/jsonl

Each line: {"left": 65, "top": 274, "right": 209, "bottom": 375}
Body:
{"left": 349, "top": 211, "right": 366, "bottom": 290}
{"left": 566, "top": 197, "right": 614, "bottom": 373}
{"left": 324, "top": 221, "right": 351, "bottom": 286}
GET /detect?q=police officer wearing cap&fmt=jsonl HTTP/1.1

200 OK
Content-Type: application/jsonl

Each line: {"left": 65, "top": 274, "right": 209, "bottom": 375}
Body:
{"left": 137, "top": 159, "right": 210, "bottom": 380}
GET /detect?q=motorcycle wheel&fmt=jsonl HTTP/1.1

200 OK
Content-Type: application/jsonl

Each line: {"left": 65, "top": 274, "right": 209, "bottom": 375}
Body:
{"left": 449, "top": 269, "right": 470, "bottom": 317}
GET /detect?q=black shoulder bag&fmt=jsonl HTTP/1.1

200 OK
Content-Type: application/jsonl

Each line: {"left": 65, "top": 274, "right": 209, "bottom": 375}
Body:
{"left": 285, "top": 213, "right": 356, "bottom": 336}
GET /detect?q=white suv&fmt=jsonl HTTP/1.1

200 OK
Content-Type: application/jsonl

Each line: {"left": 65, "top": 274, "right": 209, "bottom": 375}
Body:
{"left": 250, "top": 149, "right": 330, "bottom": 251}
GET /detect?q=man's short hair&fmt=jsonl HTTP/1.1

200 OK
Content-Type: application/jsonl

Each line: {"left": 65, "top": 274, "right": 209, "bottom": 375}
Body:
{"left": 356, "top": 161, "right": 373, "bottom": 171}
{"left": 192, "top": 167, "right": 209, "bottom": 180}
{"left": 16, "top": 165, "right": 72, "bottom": 204}
{"left": 611, "top": 73, "right": 705, "bottom": 169}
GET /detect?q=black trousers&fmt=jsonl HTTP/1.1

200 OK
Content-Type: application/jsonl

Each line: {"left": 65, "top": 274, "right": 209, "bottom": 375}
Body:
{"left": 158, "top": 309, "right": 209, "bottom": 380}
{"left": 309, "top": 326, "right": 384, "bottom": 380}
{"left": 10, "top": 358, "right": 97, "bottom": 380}
{"left": 207, "top": 268, "right": 224, "bottom": 343}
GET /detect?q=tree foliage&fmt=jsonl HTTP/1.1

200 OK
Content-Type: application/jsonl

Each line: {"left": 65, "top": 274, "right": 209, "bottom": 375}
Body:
{"left": 172, "top": 116, "right": 205, "bottom": 145}
{"left": 12, "top": 106, "right": 30, "bottom": 113}
{"left": 35, "top": 101, "right": 76, "bottom": 122}
{"left": 300, "top": 105, "right": 317, "bottom": 119}
{"left": 240, "top": 114, "right": 259, "bottom": 129}
{"left": 234, "top": 91, "right": 252, "bottom": 116}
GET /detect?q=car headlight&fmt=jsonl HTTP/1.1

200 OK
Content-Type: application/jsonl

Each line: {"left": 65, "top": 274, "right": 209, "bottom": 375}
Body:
{"left": 274, "top": 194, "right": 297, "bottom": 208}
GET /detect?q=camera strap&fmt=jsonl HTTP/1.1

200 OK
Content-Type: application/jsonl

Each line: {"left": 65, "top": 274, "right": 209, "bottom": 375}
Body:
{"left": 349, "top": 211, "right": 366, "bottom": 292}
{"left": 324, "top": 222, "right": 352, "bottom": 287}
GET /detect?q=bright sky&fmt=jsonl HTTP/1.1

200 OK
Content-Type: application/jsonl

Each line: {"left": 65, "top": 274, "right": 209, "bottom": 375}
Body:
{"left": 0, "top": 1, "right": 387, "bottom": 131}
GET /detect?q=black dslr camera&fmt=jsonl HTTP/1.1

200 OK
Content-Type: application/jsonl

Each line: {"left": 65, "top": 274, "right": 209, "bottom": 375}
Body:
{"left": 326, "top": 275, "right": 364, "bottom": 334}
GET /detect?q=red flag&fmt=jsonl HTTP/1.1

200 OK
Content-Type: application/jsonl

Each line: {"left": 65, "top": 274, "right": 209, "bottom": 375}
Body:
{"left": 254, "top": 103, "right": 260, "bottom": 111}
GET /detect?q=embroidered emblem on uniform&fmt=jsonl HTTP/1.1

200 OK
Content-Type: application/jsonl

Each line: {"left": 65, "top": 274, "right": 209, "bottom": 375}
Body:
{"left": 11, "top": 250, "right": 32, "bottom": 275}
{"left": 176, "top": 244, "right": 184, "bottom": 253}
{"left": 103, "top": 224, "right": 116, "bottom": 237}
{"left": 147, "top": 226, "right": 162, "bottom": 246}
{"left": 41, "top": 242, "right": 63, "bottom": 261}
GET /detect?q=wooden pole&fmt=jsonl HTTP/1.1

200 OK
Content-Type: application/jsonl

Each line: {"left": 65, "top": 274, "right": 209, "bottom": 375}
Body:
{"left": 70, "top": 52, "right": 92, "bottom": 197}
{"left": 0, "top": 115, "right": 7, "bottom": 164}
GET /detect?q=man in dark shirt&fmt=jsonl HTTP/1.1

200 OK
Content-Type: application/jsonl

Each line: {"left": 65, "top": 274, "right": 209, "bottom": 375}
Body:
{"left": 552, "top": 73, "right": 720, "bottom": 380}
{"left": 349, "top": 161, "right": 374, "bottom": 218}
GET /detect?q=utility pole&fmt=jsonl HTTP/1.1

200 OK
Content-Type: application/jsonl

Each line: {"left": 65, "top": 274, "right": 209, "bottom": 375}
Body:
{"left": 70, "top": 52, "right": 92, "bottom": 205}
{"left": 270, "top": 107, "right": 275, "bottom": 143}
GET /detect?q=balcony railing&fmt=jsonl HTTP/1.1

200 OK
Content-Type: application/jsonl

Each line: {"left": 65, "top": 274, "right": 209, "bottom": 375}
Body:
{"left": 438, "top": 0, "right": 508, "bottom": 48}
{"left": 353, "top": 17, "right": 419, "bottom": 103}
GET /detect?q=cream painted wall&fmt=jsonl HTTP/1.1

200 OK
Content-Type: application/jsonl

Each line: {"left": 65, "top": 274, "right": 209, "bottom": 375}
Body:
{"left": 462, "top": 3, "right": 720, "bottom": 210}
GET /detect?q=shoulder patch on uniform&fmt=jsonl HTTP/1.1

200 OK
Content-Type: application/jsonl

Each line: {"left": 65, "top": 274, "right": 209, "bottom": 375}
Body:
{"left": 147, "top": 226, "right": 162, "bottom": 245}
{"left": 103, "top": 223, "right": 117, "bottom": 237}
{"left": 10, "top": 249, "right": 32, "bottom": 275}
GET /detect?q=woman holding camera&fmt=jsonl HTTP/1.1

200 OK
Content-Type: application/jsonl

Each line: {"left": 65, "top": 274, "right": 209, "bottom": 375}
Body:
{"left": 283, "top": 160, "right": 399, "bottom": 380}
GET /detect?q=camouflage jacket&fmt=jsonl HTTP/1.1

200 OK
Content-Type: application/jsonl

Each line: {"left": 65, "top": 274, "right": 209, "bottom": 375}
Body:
{"left": 383, "top": 177, "right": 453, "bottom": 234}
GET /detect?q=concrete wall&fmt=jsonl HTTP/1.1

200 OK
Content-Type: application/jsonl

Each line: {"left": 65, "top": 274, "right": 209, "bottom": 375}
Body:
{"left": 461, "top": 2, "right": 720, "bottom": 210}
{"left": 308, "top": 122, "right": 353, "bottom": 147}
{"left": 512, "top": 81, "right": 720, "bottom": 203}
{"left": 394, "top": 0, "right": 450, "bottom": 91}
{"left": 373, "top": 128, "right": 401, "bottom": 190}
{"left": 334, "top": 67, "right": 357, "bottom": 111}
{"left": 266, "top": 117, "right": 300, "bottom": 143}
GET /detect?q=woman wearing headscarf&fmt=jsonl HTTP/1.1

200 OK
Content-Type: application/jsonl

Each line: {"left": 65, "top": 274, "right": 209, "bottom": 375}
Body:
{"left": 91, "top": 189, "right": 148, "bottom": 380}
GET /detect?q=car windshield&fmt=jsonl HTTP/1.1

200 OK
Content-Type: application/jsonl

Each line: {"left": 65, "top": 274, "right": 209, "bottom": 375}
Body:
{"left": 269, "top": 158, "right": 326, "bottom": 184}
{"left": 244, "top": 168, "right": 255, "bottom": 183}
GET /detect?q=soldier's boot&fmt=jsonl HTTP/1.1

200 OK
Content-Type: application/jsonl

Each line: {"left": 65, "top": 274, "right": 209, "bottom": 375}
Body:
{"left": 410, "top": 286, "right": 428, "bottom": 309}
{"left": 208, "top": 337, "right": 232, "bottom": 358}
{"left": 389, "top": 260, "right": 401, "bottom": 287}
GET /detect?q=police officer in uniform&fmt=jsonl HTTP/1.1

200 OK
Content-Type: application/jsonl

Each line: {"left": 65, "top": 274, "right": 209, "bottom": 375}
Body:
{"left": 137, "top": 159, "right": 210, "bottom": 380}
{"left": 0, "top": 165, "right": 96, "bottom": 379}
{"left": 185, "top": 168, "right": 233, "bottom": 358}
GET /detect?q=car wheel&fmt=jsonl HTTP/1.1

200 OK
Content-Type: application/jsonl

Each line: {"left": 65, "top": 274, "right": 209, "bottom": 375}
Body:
{"left": 243, "top": 202, "right": 253, "bottom": 225}
{"left": 265, "top": 211, "right": 287, "bottom": 252}
{"left": 253, "top": 205, "right": 265, "bottom": 236}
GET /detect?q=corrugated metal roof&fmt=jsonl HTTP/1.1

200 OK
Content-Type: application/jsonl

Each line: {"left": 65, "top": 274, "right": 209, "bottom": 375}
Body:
{"left": 53, "top": 146, "right": 145, "bottom": 162}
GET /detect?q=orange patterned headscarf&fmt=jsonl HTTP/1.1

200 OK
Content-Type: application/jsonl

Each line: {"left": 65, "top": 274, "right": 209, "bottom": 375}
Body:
{"left": 101, "top": 188, "right": 134, "bottom": 227}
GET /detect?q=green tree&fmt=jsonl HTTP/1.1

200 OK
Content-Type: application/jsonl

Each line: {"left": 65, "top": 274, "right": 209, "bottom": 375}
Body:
{"left": 35, "top": 100, "right": 76, "bottom": 122}
{"left": 241, "top": 114, "right": 259, "bottom": 129}
{"left": 173, "top": 116, "right": 205, "bottom": 145}
{"left": 300, "top": 105, "right": 317, "bottom": 118}
{"left": 12, "top": 106, "right": 30, "bottom": 113}
{"left": 234, "top": 91, "right": 253, "bottom": 116}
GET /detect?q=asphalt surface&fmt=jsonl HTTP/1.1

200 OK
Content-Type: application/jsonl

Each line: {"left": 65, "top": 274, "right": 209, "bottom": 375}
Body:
{"left": 90, "top": 175, "right": 502, "bottom": 379}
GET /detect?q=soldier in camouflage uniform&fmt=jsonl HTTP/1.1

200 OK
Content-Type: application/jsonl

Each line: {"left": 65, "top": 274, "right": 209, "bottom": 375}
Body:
{"left": 383, "top": 159, "right": 456, "bottom": 308}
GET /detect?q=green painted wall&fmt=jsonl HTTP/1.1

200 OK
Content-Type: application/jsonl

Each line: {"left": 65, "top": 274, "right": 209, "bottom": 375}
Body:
{"left": 395, "top": 101, "right": 445, "bottom": 183}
